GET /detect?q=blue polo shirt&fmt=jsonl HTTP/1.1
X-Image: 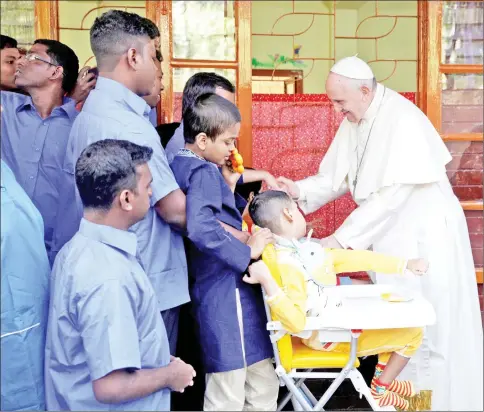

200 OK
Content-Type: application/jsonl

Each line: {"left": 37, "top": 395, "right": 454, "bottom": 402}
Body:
{"left": 1, "top": 91, "right": 78, "bottom": 257}
{"left": 45, "top": 219, "right": 171, "bottom": 411}
{"left": 52, "top": 77, "right": 189, "bottom": 312}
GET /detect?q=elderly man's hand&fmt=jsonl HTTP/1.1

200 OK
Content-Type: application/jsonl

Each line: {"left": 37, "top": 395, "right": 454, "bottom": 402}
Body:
{"left": 320, "top": 235, "right": 343, "bottom": 249}
{"left": 276, "top": 176, "right": 300, "bottom": 199}
{"left": 70, "top": 66, "right": 97, "bottom": 104}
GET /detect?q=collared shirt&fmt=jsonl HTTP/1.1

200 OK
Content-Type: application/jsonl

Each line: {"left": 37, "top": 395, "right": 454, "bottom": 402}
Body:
{"left": 1, "top": 91, "right": 78, "bottom": 256}
{"left": 149, "top": 106, "right": 158, "bottom": 127}
{"left": 54, "top": 77, "right": 189, "bottom": 311}
{"left": 165, "top": 121, "right": 185, "bottom": 164}
{"left": 1, "top": 161, "right": 50, "bottom": 411}
{"left": 45, "top": 219, "right": 171, "bottom": 411}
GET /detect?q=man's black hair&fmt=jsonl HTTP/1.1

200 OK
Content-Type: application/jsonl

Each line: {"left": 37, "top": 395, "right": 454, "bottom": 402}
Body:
{"left": 34, "top": 39, "right": 79, "bottom": 94}
{"left": 91, "top": 10, "right": 160, "bottom": 70}
{"left": 1, "top": 34, "right": 17, "bottom": 49}
{"left": 182, "top": 72, "right": 235, "bottom": 117}
{"left": 75, "top": 139, "right": 153, "bottom": 211}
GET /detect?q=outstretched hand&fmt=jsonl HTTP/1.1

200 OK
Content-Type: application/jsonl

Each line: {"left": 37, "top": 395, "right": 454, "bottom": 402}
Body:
{"left": 407, "top": 258, "right": 429, "bottom": 276}
{"left": 276, "top": 176, "right": 300, "bottom": 199}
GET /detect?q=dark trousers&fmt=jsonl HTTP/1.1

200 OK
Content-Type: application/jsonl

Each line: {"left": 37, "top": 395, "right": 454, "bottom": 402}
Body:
{"left": 161, "top": 306, "right": 181, "bottom": 355}
{"left": 171, "top": 302, "right": 206, "bottom": 411}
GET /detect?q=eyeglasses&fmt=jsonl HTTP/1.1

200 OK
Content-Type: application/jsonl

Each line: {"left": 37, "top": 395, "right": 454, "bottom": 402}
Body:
{"left": 24, "top": 53, "right": 58, "bottom": 67}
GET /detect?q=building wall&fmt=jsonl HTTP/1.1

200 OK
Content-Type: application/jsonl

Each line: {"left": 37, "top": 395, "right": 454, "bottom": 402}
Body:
{"left": 57, "top": 0, "right": 146, "bottom": 68}
{"left": 252, "top": 0, "right": 418, "bottom": 93}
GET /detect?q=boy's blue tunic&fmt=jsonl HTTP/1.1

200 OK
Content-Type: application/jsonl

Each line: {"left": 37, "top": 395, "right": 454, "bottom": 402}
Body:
{"left": 171, "top": 151, "right": 272, "bottom": 373}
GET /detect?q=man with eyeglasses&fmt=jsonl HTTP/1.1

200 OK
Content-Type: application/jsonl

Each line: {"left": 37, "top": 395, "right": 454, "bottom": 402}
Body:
{"left": 1, "top": 39, "right": 79, "bottom": 263}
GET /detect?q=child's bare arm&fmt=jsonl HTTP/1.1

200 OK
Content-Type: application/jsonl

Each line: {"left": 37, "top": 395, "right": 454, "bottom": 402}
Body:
{"left": 242, "top": 169, "right": 280, "bottom": 189}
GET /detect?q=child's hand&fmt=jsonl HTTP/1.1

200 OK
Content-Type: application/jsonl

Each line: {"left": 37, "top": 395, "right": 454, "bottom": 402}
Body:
{"left": 247, "top": 228, "right": 274, "bottom": 259}
{"left": 406, "top": 258, "right": 429, "bottom": 276}
{"left": 221, "top": 162, "right": 241, "bottom": 193}
{"left": 244, "top": 261, "right": 272, "bottom": 285}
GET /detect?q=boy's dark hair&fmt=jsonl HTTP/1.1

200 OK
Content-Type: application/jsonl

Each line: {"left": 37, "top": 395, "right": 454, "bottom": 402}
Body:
{"left": 1, "top": 34, "right": 17, "bottom": 49}
{"left": 249, "top": 190, "right": 293, "bottom": 233}
{"left": 75, "top": 139, "right": 153, "bottom": 211}
{"left": 182, "top": 72, "right": 235, "bottom": 117}
{"left": 33, "top": 39, "right": 79, "bottom": 94}
{"left": 90, "top": 10, "right": 159, "bottom": 69}
{"left": 183, "top": 93, "right": 241, "bottom": 144}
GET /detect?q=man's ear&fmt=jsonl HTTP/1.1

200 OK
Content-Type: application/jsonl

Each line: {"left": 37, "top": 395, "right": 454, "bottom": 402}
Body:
{"left": 361, "top": 84, "right": 372, "bottom": 98}
{"left": 119, "top": 189, "right": 134, "bottom": 211}
{"left": 126, "top": 47, "right": 140, "bottom": 70}
{"left": 195, "top": 132, "right": 208, "bottom": 151}
{"left": 282, "top": 207, "right": 294, "bottom": 222}
{"left": 49, "top": 65, "right": 64, "bottom": 82}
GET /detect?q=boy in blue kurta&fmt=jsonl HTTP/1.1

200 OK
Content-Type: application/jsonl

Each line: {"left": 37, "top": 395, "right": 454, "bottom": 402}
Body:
{"left": 170, "top": 93, "right": 279, "bottom": 411}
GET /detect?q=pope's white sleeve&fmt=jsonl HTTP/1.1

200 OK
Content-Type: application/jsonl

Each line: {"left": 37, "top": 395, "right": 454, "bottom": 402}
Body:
{"left": 334, "top": 184, "right": 414, "bottom": 250}
{"left": 296, "top": 174, "right": 349, "bottom": 214}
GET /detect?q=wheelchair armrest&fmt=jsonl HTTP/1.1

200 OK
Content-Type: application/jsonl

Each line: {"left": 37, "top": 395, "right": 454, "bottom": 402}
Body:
{"left": 267, "top": 317, "right": 354, "bottom": 343}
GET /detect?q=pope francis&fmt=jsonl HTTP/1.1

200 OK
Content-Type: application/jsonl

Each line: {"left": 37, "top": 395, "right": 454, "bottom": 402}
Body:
{"left": 277, "top": 56, "right": 483, "bottom": 411}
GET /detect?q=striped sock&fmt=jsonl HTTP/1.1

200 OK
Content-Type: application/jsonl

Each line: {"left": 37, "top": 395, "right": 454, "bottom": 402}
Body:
{"left": 372, "top": 363, "right": 416, "bottom": 397}
{"left": 371, "top": 379, "right": 410, "bottom": 410}
{"left": 372, "top": 377, "right": 416, "bottom": 398}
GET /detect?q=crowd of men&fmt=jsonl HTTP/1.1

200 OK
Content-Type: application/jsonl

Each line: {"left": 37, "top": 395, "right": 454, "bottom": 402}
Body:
{"left": 1, "top": 7, "right": 482, "bottom": 412}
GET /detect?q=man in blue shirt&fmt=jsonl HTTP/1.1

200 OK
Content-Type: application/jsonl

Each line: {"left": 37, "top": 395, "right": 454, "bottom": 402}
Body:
{"left": 1, "top": 160, "right": 50, "bottom": 411}
{"left": 45, "top": 140, "right": 195, "bottom": 411}
{"left": 165, "top": 72, "right": 236, "bottom": 164}
{"left": 1, "top": 39, "right": 79, "bottom": 261}
{"left": 53, "top": 10, "right": 188, "bottom": 354}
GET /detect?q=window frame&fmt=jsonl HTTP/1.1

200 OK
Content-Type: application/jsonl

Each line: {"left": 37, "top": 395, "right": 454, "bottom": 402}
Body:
{"left": 422, "top": 0, "right": 483, "bottom": 283}
{"left": 149, "top": 0, "right": 253, "bottom": 165}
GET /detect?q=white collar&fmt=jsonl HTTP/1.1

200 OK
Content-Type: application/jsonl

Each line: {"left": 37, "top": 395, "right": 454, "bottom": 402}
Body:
{"left": 362, "top": 83, "right": 385, "bottom": 122}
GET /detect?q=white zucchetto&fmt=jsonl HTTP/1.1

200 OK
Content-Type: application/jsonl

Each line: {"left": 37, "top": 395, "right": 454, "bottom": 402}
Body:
{"left": 330, "top": 55, "right": 374, "bottom": 80}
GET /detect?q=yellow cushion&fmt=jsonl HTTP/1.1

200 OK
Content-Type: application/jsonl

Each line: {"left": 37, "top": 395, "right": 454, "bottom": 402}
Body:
{"left": 290, "top": 337, "right": 360, "bottom": 369}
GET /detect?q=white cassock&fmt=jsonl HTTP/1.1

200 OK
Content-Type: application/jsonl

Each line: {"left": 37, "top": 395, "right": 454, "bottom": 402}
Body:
{"left": 296, "top": 83, "right": 483, "bottom": 411}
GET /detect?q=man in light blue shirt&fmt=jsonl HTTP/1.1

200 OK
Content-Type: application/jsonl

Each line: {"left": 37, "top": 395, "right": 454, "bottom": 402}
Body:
{"left": 1, "top": 160, "right": 50, "bottom": 411}
{"left": 165, "top": 72, "right": 236, "bottom": 164}
{"left": 1, "top": 39, "right": 79, "bottom": 261}
{"left": 52, "top": 10, "right": 188, "bottom": 354}
{"left": 45, "top": 140, "right": 195, "bottom": 411}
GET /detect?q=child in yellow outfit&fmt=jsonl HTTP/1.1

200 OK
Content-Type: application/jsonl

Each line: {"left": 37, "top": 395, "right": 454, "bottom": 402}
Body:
{"left": 244, "top": 190, "right": 428, "bottom": 410}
